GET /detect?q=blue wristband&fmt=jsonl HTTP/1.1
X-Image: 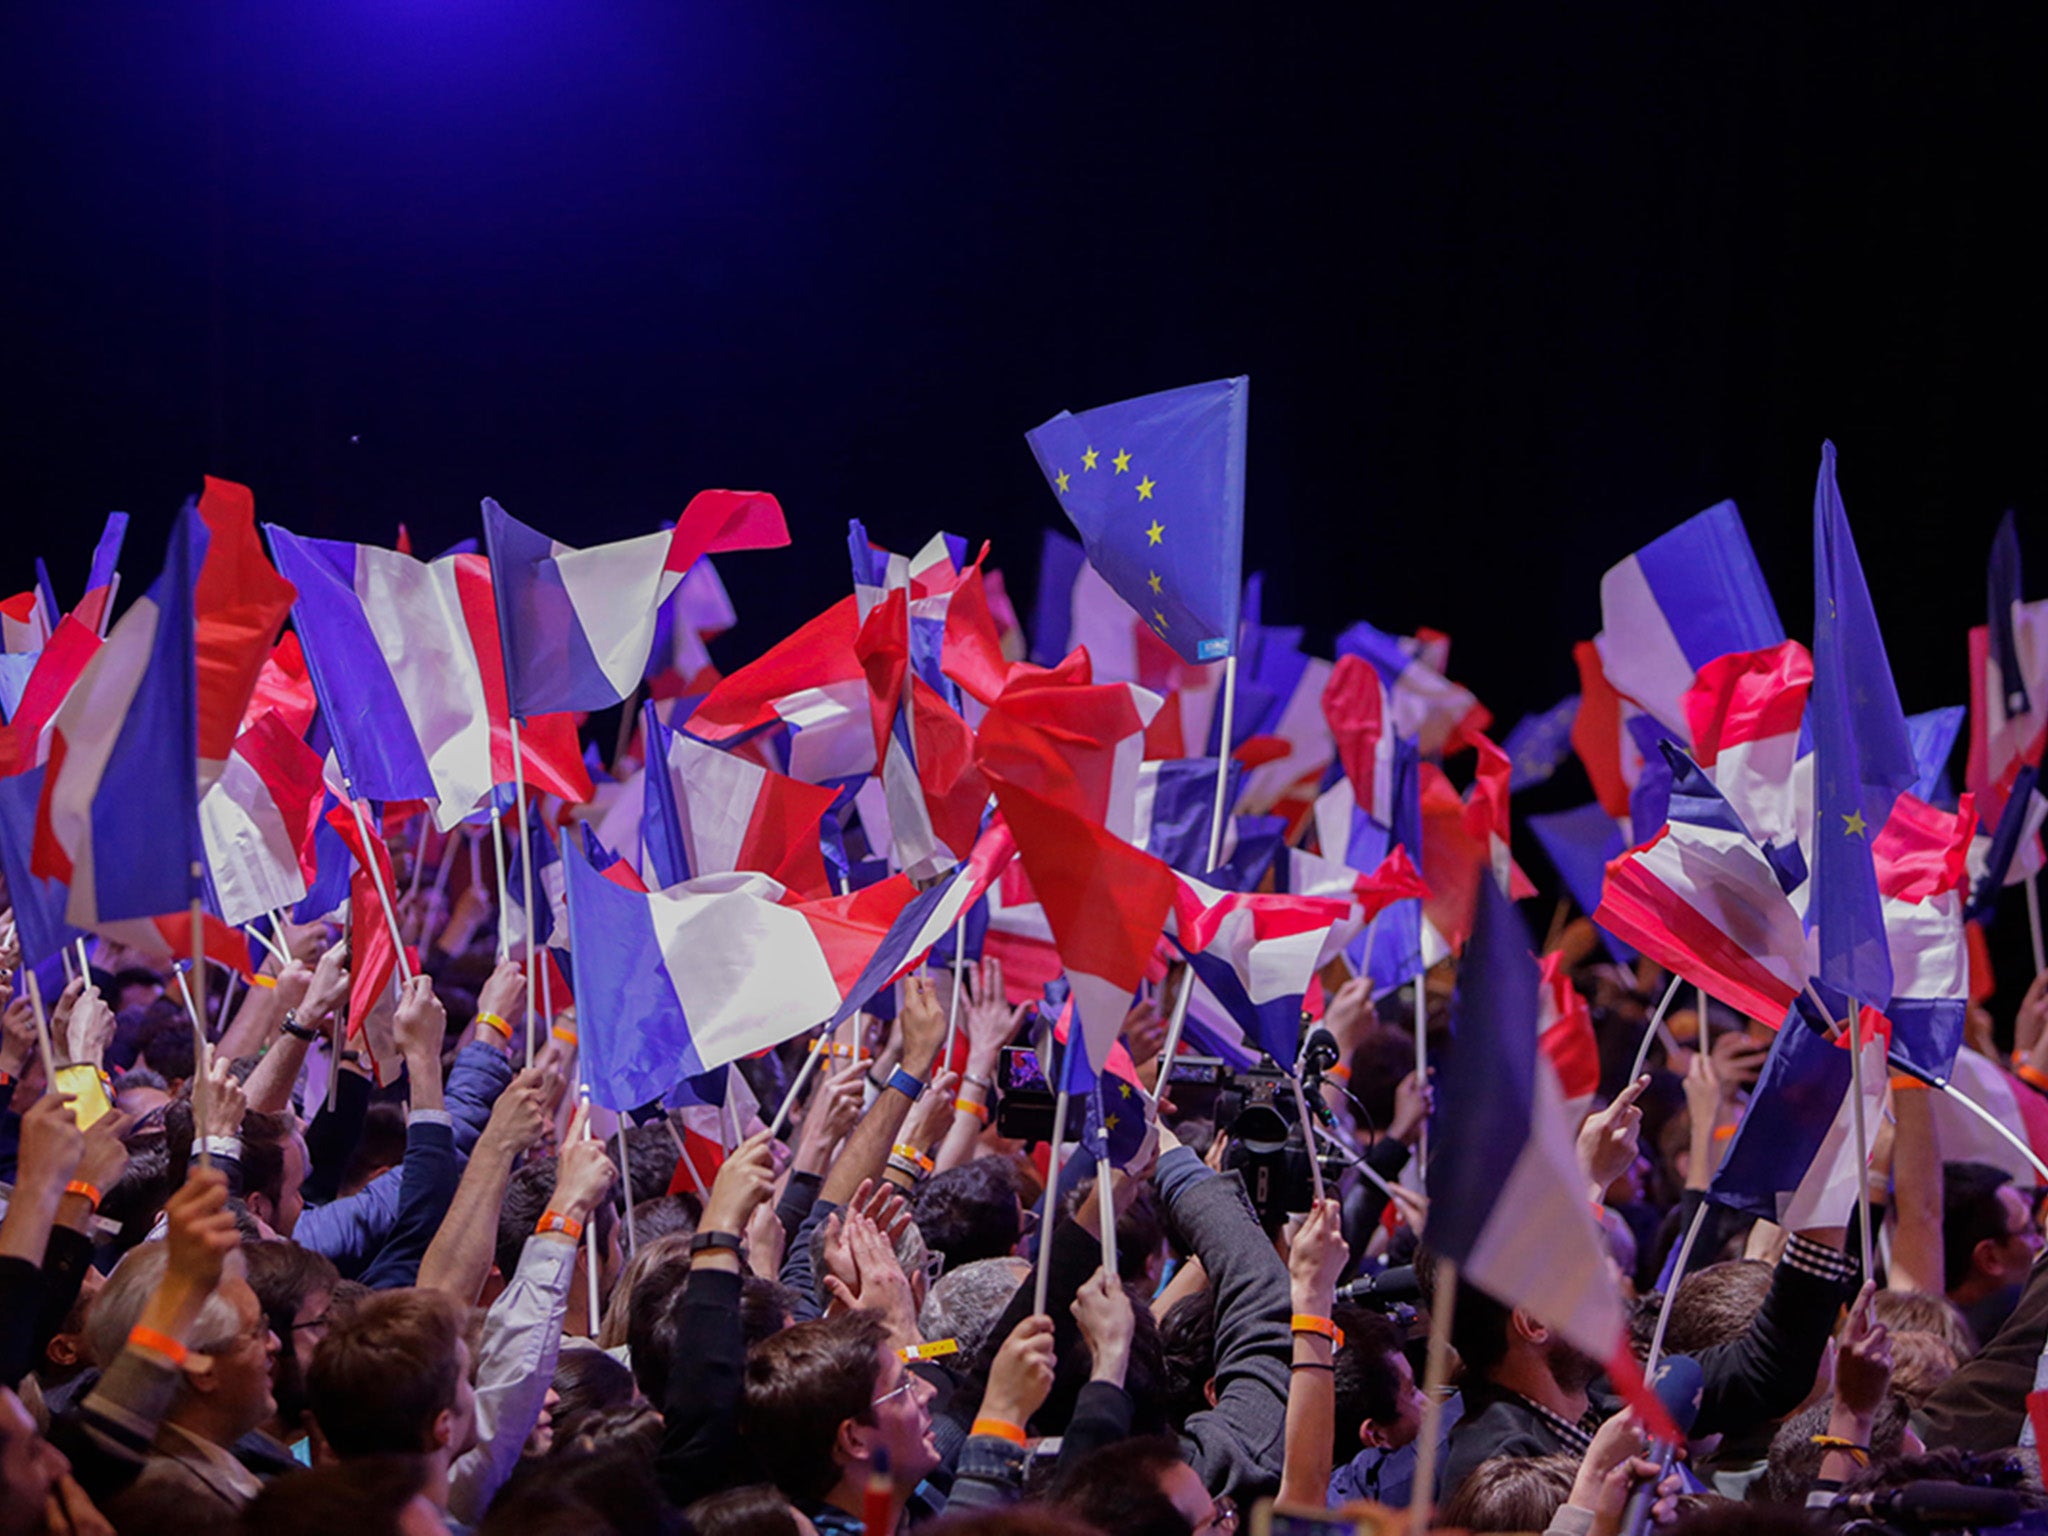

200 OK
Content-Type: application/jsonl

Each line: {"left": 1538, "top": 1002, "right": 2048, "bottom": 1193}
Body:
{"left": 887, "top": 1066, "right": 926, "bottom": 1100}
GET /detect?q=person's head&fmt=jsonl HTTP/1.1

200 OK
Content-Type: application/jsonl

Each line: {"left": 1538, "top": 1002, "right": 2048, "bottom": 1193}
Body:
{"left": 0, "top": 1386, "right": 70, "bottom": 1536}
{"left": 685, "top": 1483, "right": 814, "bottom": 1536}
{"left": 1431, "top": 1256, "right": 1599, "bottom": 1399}
{"left": 1346, "top": 1025, "right": 1421, "bottom": 1135}
{"left": 741, "top": 1275, "right": 802, "bottom": 1350}
{"left": 1886, "top": 1330, "right": 1960, "bottom": 1408}
{"left": 1158, "top": 1288, "right": 1219, "bottom": 1424}
{"left": 1050, "top": 1434, "right": 1230, "bottom": 1536}
{"left": 309, "top": 1289, "right": 475, "bottom": 1470}
{"left": 88, "top": 1239, "right": 278, "bottom": 1440}
{"left": 112, "top": 1066, "right": 171, "bottom": 1121}
{"left": 918, "top": 1257, "right": 1031, "bottom": 1372}
{"left": 1332, "top": 1307, "right": 1426, "bottom": 1456}
{"left": 601, "top": 1231, "right": 693, "bottom": 1352}
{"left": 244, "top": 1240, "right": 340, "bottom": 1431}
{"left": 112, "top": 967, "right": 166, "bottom": 1015}
{"left": 235, "top": 1455, "right": 444, "bottom": 1536}
{"left": 1943, "top": 1161, "right": 2042, "bottom": 1298}
{"left": 624, "top": 1249, "right": 695, "bottom": 1404}
{"left": 1656, "top": 1261, "right": 1774, "bottom": 1357}
{"left": 38, "top": 1263, "right": 104, "bottom": 1388}
{"left": 1752, "top": 1397, "right": 1915, "bottom": 1505}
{"left": 140, "top": 1011, "right": 197, "bottom": 1083}
{"left": 1439, "top": 1453, "right": 1577, "bottom": 1532}
{"left": 483, "top": 1441, "right": 681, "bottom": 1536}
{"left": 629, "top": 1192, "right": 700, "bottom": 1246}
{"left": 549, "top": 1345, "right": 638, "bottom": 1447}
{"left": 914, "top": 1160, "right": 1023, "bottom": 1271}
{"left": 742, "top": 1312, "right": 938, "bottom": 1503}
{"left": 1871, "top": 1290, "right": 1977, "bottom": 1362}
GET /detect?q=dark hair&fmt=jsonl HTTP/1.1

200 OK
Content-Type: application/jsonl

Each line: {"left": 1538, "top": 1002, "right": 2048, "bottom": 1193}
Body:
{"left": 1157, "top": 1288, "right": 1217, "bottom": 1426}
{"left": 1346, "top": 1024, "right": 1419, "bottom": 1132}
{"left": 486, "top": 1442, "right": 679, "bottom": 1536}
{"left": 1048, "top": 1435, "right": 1195, "bottom": 1536}
{"left": 140, "top": 1013, "right": 196, "bottom": 1081}
{"left": 496, "top": 1156, "right": 615, "bottom": 1281}
{"left": 923, "top": 1512, "right": 1106, "bottom": 1536}
{"left": 742, "top": 1311, "right": 890, "bottom": 1502}
{"left": 1331, "top": 1305, "right": 1405, "bottom": 1456}
{"left": 1657, "top": 1260, "right": 1773, "bottom": 1357}
{"left": 624, "top": 1122, "right": 686, "bottom": 1204}
{"left": 1943, "top": 1161, "right": 2017, "bottom": 1292}
{"left": 245, "top": 1241, "right": 341, "bottom": 1428}
{"left": 915, "top": 1159, "right": 1023, "bottom": 1271}
{"left": 235, "top": 1455, "right": 430, "bottom": 1536}
{"left": 99, "top": 1139, "right": 176, "bottom": 1255}
{"left": 1439, "top": 1452, "right": 1576, "bottom": 1532}
{"left": 551, "top": 1346, "right": 638, "bottom": 1445}
{"left": 631, "top": 1192, "right": 701, "bottom": 1246}
{"left": 625, "top": 1253, "right": 695, "bottom": 1405}
{"left": 309, "top": 1289, "right": 466, "bottom": 1456}
{"left": 337, "top": 1103, "right": 407, "bottom": 1196}
{"left": 685, "top": 1484, "right": 808, "bottom": 1536}
{"left": 741, "top": 1275, "right": 801, "bottom": 1350}
{"left": 1114, "top": 1185, "right": 1168, "bottom": 1285}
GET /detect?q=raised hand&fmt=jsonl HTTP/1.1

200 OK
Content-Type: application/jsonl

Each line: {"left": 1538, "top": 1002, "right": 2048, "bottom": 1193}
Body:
{"left": 962, "top": 957, "right": 1027, "bottom": 1071}
{"left": 548, "top": 1108, "right": 619, "bottom": 1224}
{"left": 392, "top": 973, "right": 447, "bottom": 1062}
{"left": 1388, "top": 1069, "right": 1433, "bottom": 1146}
{"left": 899, "top": 1071, "right": 961, "bottom": 1156}
{"left": 980, "top": 1314, "right": 1058, "bottom": 1428}
{"left": 1323, "top": 976, "right": 1375, "bottom": 1055}
{"left": 702, "top": 1129, "right": 778, "bottom": 1236}
{"left": 897, "top": 974, "right": 945, "bottom": 1075}
{"left": 303, "top": 939, "right": 352, "bottom": 1024}
{"left": 1577, "top": 1075, "right": 1648, "bottom": 1193}
{"left": 476, "top": 959, "right": 527, "bottom": 1036}
{"left": 65, "top": 986, "right": 116, "bottom": 1070}
{"left": 1288, "top": 1197, "right": 1348, "bottom": 1311}
{"left": 1071, "top": 1267, "right": 1135, "bottom": 1385}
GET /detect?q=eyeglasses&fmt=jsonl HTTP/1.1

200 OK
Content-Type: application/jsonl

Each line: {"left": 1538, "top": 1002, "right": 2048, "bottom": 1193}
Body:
{"left": 1198, "top": 1496, "right": 1239, "bottom": 1536}
{"left": 872, "top": 1375, "right": 919, "bottom": 1409}
{"left": 922, "top": 1250, "right": 946, "bottom": 1284}
{"left": 287, "top": 1311, "right": 332, "bottom": 1334}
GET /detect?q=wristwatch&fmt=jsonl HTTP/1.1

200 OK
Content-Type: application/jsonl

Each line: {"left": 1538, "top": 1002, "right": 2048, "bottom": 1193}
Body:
{"left": 689, "top": 1230, "right": 744, "bottom": 1258}
{"left": 280, "top": 1012, "right": 321, "bottom": 1044}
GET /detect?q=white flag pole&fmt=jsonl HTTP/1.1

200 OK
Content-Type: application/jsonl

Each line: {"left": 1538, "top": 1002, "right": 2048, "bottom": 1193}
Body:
{"left": 510, "top": 717, "right": 538, "bottom": 1071}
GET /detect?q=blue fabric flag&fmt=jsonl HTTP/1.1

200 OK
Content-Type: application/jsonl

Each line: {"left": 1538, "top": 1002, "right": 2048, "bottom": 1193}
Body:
{"left": 1082, "top": 1074, "right": 1150, "bottom": 1168}
{"left": 0, "top": 768, "right": 85, "bottom": 966}
{"left": 1990, "top": 509, "right": 2030, "bottom": 719}
{"left": 640, "top": 703, "right": 691, "bottom": 889}
{"left": 1527, "top": 802, "right": 1636, "bottom": 964}
{"left": 1811, "top": 442, "right": 1918, "bottom": 1007}
{"left": 1503, "top": 695, "right": 1581, "bottom": 792}
{"left": 1024, "top": 377, "right": 1248, "bottom": 666}
{"left": 1905, "top": 706, "right": 1966, "bottom": 806}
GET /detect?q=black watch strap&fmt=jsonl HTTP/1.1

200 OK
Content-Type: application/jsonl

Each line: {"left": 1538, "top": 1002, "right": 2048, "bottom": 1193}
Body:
{"left": 280, "top": 1012, "right": 321, "bottom": 1044}
{"left": 689, "top": 1230, "right": 744, "bottom": 1258}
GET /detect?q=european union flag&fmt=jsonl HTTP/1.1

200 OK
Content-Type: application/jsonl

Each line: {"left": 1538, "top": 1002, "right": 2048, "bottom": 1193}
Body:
{"left": 1811, "top": 441, "right": 1918, "bottom": 1007}
{"left": 1024, "top": 377, "right": 1248, "bottom": 666}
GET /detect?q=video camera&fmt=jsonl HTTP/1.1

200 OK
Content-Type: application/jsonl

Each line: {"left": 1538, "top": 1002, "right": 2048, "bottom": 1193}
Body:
{"left": 997, "top": 1038, "right": 1343, "bottom": 1232}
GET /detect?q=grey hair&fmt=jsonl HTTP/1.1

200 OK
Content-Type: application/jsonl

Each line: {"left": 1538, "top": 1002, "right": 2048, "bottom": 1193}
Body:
{"left": 918, "top": 1256, "right": 1030, "bottom": 1371}
{"left": 86, "top": 1239, "right": 246, "bottom": 1369}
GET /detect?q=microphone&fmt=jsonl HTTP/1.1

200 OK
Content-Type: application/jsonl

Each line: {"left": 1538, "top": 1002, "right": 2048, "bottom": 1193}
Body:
{"left": 1615, "top": 1355, "right": 1705, "bottom": 1536}
{"left": 1299, "top": 1027, "right": 1343, "bottom": 1083}
{"left": 1335, "top": 1265, "right": 1422, "bottom": 1308}
{"left": 1832, "top": 1482, "right": 2024, "bottom": 1528}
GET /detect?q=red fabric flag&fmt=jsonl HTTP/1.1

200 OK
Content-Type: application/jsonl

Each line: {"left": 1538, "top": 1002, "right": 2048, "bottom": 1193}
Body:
{"left": 665, "top": 489, "right": 791, "bottom": 577}
{"left": 194, "top": 478, "right": 298, "bottom": 777}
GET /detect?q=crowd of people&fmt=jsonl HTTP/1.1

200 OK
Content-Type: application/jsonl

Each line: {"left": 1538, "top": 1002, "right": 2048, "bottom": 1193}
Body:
{"left": 4, "top": 864, "right": 2048, "bottom": 1536}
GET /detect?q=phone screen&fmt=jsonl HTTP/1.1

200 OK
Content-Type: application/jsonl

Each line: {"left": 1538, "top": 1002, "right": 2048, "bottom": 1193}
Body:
{"left": 53, "top": 1064, "right": 113, "bottom": 1129}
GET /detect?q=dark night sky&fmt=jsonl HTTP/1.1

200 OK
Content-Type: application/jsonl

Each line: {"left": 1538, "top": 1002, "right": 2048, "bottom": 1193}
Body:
{"left": 4, "top": 3, "right": 2046, "bottom": 982}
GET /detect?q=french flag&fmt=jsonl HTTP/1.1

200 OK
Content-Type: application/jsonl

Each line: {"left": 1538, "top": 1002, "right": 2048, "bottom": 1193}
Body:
{"left": 560, "top": 836, "right": 914, "bottom": 1111}
{"left": 1710, "top": 1006, "right": 1888, "bottom": 1229}
{"left": 646, "top": 554, "right": 735, "bottom": 693}
{"left": 641, "top": 708, "right": 837, "bottom": 898}
{"left": 1130, "top": 756, "right": 1241, "bottom": 875}
{"left": 1169, "top": 873, "right": 1386, "bottom": 1064}
{"left": 1333, "top": 617, "right": 1490, "bottom": 759}
{"left": 72, "top": 512, "right": 128, "bottom": 638}
{"left": 685, "top": 596, "right": 875, "bottom": 784}
{"left": 1685, "top": 641, "right": 1813, "bottom": 862}
{"left": 1873, "top": 792, "right": 1975, "bottom": 1080}
{"left": 0, "top": 767, "right": 85, "bottom": 965}
{"left": 1538, "top": 951, "right": 1601, "bottom": 1121}
{"left": 1594, "top": 500, "right": 1786, "bottom": 742}
{"left": 1528, "top": 803, "right": 1634, "bottom": 962}
{"left": 1029, "top": 528, "right": 1144, "bottom": 684}
{"left": 199, "top": 709, "right": 327, "bottom": 927}
{"left": 0, "top": 591, "right": 51, "bottom": 654}
{"left": 1595, "top": 742, "right": 1808, "bottom": 1026}
{"left": 191, "top": 479, "right": 300, "bottom": 789}
{"left": 0, "top": 619, "right": 102, "bottom": 776}
{"left": 485, "top": 490, "right": 788, "bottom": 719}
{"left": 1572, "top": 639, "right": 1647, "bottom": 820}
{"left": 822, "top": 818, "right": 1017, "bottom": 1028}
{"left": 35, "top": 508, "right": 206, "bottom": 926}
{"left": 1464, "top": 733, "right": 1537, "bottom": 900}
{"left": 268, "top": 528, "right": 589, "bottom": 828}
{"left": 1322, "top": 653, "right": 1398, "bottom": 828}
{"left": 1430, "top": 875, "right": 1647, "bottom": 1409}
{"left": 1924, "top": 1045, "right": 2048, "bottom": 1190}
{"left": 977, "top": 658, "right": 1179, "bottom": 1071}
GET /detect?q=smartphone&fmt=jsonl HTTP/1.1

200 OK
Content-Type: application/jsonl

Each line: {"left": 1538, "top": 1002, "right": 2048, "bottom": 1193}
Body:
{"left": 53, "top": 1064, "right": 113, "bottom": 1129}
{"left": 1250, "top": 1502, "right": 1397, "bottom": 1536}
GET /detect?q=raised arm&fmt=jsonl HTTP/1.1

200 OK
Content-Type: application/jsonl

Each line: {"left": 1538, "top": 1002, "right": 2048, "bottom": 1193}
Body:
{"left": 820, "top": 976, "right": 945, "bottom": 1207}
{"left": 1278, "top": 1198, "right": 1347, "bottom": 1509}
{"left": 418, "top": 1066, "right": 559, "bottom": 1302}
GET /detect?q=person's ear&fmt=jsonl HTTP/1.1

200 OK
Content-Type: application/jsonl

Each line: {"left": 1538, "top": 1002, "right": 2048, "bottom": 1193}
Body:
{"left": 1510, "top": 1308, "right": 1548, "bottom": 1346}
{"left": 183, "top": 1355, "right": 220, "bottom": 1394}
{"left": 246, "top": 1191, "right": 273, "bottom": 1229}
{"left": 45, "top": 1335, "right": 83, "bottom": 1369}
{"left": 1360, "top": 1418, "right": 1388, "bottom": 1450}
{"left": 1974, "top": 1236, "right": 2006, "bottom": 1279}
{"left": 433, "top": 1407, "right": 455, "bottom": 1452}
{"left": 1204, "top": 1376, "right": 1220, "bottom": 1409}
{"left": 835, "top": 1415, "right": 874, "bottom": 1469}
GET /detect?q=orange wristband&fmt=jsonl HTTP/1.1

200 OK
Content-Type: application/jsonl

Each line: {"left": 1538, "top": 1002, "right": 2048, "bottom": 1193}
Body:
{"left": 248, "top": 973, "right": 277, "bottom": 990}
{"left": 955, "top": 1097, "right": 990, "bottom": 1122}
{"left": 2015, "top": 1064, "right": 2048, "bottom": 1094}
{"left": 892, "top": 1143, "right": 936, "bottom": 1174}
{"left": 552, "top": 1025, "right": 579, "bottom": 1045}
{"left": 535, "top": 1210, "right": 584, "bottom": 1242}
{"left": 1291, "top": 1314, "right": 1345, "bottom": 1347}
{"left": 1326, "top": 1061, "right": 1353, "bottom": 1085}
{"left": 970, "top": 1417, "right": 1027, "bottom": 1445}
{"left": 129, "top": 1326, "right": 189, "bottom": 1367}
{"left": 63, "top": 1180, "right": 102, "bottom": 1210}
{"left": 475, "top": 1011, "right": 513, "bottom": 1040}
{"left": 1892, "top": 1071, "right": 1934, "bottom": 1092}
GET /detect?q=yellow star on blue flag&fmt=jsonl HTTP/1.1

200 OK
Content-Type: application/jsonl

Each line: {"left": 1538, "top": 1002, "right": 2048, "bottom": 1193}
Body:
{"left": 1025, "top": 377, "right": 1248, "bottom": 666}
